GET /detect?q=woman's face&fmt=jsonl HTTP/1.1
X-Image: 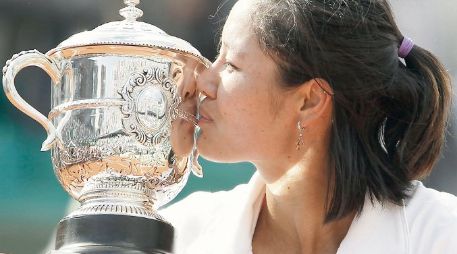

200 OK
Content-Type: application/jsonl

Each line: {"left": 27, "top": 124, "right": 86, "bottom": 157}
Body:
{"left": 196, "top": 0, "right": 298, "bottom": 163}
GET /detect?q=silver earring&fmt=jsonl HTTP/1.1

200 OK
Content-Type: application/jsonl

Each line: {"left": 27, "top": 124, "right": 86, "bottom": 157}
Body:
{"left": 296, "top": 121, "right": 305, "bottom": 150}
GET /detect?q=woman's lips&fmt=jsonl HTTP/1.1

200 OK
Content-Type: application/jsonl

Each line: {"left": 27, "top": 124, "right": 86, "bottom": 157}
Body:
{"left": 198, "top": 108, "right": 213, "bottom": 124}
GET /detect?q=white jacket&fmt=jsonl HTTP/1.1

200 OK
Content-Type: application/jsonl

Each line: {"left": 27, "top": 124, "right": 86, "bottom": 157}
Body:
{"left": 161, "top": 172, "right": 457, "bottom": 254}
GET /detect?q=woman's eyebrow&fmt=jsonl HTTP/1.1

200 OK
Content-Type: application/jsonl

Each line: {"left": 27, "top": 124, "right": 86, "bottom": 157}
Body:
{"left": 219, "top": 40, "right": 247, "bottom": 60}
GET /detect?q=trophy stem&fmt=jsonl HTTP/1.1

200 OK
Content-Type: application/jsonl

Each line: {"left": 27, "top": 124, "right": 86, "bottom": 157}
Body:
{"left": 52, "top": 170, "right": 174, "bottom": 253}
{"left": 66, "top": 169, "right": 164, "bottom": 221}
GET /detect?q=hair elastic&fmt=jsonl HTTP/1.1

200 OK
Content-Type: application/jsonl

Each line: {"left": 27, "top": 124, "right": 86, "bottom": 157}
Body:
{"left": 398, "top": 37, "right": 414, "bottom": 58}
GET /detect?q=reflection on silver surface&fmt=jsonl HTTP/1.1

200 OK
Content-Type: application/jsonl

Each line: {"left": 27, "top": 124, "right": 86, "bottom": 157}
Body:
{"left": 47, "top": 56, "right": 200, "bottom": 218}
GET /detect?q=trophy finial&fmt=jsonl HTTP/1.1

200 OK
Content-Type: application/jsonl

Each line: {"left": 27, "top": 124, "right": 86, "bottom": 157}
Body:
{"left": 120, "top": 0, "right": 143, "bottom": 21}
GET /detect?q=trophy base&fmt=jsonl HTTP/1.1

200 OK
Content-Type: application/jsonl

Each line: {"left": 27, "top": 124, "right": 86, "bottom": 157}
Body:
{"left": 53, "top": 214, "right": 174, "bottom": 254}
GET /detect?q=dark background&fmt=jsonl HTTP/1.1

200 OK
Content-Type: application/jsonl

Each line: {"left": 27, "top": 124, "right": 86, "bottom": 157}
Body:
{"left": 0, "top": 0, "right": 455, "bottom": 253}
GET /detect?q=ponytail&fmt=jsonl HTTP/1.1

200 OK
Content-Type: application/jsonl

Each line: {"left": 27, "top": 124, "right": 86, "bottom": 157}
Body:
{"left": 393, "top": 44, "right": 452, "bottom": 179}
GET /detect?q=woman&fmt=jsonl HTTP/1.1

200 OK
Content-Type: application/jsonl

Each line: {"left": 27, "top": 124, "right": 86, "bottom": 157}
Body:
{"left": 161, "top": 0, "right": 456, "bottom": 253}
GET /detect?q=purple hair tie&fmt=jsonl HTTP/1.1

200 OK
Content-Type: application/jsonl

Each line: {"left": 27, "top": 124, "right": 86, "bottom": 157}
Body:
{"left": 398, "top": 37, "right": 414, "bottom": 58}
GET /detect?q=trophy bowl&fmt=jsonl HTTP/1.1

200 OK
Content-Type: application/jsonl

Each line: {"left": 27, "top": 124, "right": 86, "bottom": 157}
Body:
{"left": 2, "top": 0, "right": 210, "bottom": 253}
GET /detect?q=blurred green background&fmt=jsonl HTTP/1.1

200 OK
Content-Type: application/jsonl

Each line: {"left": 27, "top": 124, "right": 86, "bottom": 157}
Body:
{"left": 0, "top": 0, "right": 456, "bottom": 253}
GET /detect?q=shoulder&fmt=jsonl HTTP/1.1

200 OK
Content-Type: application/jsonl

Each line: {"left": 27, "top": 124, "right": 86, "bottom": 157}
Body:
{"left": 406, "top": 181, "right": 457, "bottom": 226}
{"left": 406, "top": 181, "right": 457, "bottom": 253}
{"left": 339, "top": 181, "right": 457, "bottom": 254}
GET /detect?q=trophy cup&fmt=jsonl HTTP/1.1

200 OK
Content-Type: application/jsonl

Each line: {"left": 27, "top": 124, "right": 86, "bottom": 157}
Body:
{"left": 2, "top": 1, "right": 210, "bottom": 253}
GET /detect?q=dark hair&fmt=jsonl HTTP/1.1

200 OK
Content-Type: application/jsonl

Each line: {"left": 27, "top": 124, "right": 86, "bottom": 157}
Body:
{"left": 250, "top": 0, "right": 452, "bottom": 222}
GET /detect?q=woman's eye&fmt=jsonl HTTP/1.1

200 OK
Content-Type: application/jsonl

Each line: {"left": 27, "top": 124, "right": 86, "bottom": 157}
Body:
{"left": 223, "top": 62, "right": 238, "bottom": 72}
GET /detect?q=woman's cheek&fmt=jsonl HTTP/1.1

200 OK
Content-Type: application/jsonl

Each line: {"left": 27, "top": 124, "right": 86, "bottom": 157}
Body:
{"left": 218, "top": 74, "right": 257, "bottom": 124}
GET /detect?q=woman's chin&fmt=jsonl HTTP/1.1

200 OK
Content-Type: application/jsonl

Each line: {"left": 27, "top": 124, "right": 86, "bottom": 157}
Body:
{"left": 196, "top": 143, "right": 220, "bottom": 162}
{"left": 196, "top": 146, "right": 244, "bottom": 164}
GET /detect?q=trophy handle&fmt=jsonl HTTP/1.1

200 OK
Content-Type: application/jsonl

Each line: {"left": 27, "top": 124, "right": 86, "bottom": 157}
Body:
{"left": 2, "top": 49, "right": 61, "bottom": 151}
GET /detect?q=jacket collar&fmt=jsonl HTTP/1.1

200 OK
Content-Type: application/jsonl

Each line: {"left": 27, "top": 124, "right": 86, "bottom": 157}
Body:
{"left": 188, "top": 171, "right": 409, "bottom": 254}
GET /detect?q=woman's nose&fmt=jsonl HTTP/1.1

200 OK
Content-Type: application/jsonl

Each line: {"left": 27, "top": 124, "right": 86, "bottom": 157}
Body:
{"left": 196, "top": 62, "right": 218, "bottom": 100}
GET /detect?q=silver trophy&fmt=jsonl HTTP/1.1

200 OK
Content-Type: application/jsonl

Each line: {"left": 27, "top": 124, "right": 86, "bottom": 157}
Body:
{"left": 2, "top": 1, "right": 209, "bottom": 253}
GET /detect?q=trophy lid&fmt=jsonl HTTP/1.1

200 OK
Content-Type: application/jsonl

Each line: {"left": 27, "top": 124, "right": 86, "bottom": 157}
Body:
{"left": 48, "top": 0, "right": 210, "bottom": 66}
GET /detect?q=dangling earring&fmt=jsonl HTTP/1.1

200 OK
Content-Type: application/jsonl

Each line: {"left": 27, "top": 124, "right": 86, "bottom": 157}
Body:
{"left": 296, "top": 121, "right": 305, "bottom": 150}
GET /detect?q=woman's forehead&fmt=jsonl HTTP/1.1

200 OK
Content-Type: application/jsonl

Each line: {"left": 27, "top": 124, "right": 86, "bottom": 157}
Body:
{"left": 225, "top": 0, "right": 256, "bottom": 26}
{"left": 221, "top": 0, "right": 256, "bottom": 45}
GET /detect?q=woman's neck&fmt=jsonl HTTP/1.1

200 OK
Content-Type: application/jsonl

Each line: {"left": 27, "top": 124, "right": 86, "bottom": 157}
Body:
{"left": 252, "top": 149, "right": 355, "bottom": 254}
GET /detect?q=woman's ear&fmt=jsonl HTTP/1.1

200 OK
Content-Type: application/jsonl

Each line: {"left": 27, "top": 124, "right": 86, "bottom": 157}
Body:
{"left": 297, "top": 78, "right": 333, "bottom": 128}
